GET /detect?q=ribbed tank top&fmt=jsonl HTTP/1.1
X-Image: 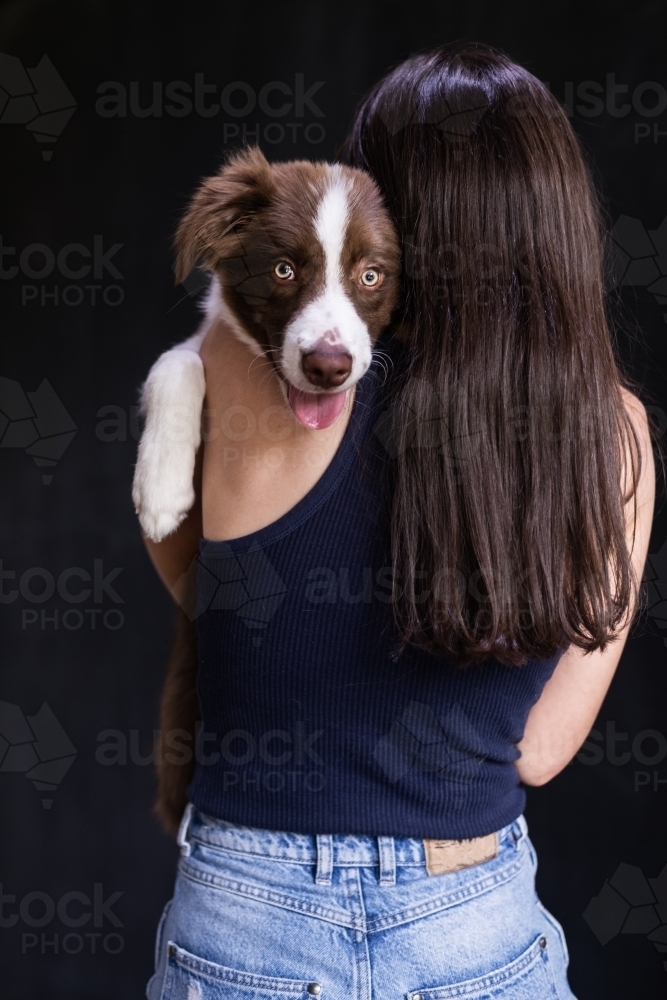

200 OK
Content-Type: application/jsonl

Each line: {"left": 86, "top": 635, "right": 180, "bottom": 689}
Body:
{"left": 189, "top": 329, "right": 565, "bottom": 839}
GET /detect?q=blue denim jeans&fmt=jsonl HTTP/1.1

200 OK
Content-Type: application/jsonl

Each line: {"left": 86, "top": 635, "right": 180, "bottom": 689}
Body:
{"left": 147, "top": 805, "right": 577, "bottom": 999}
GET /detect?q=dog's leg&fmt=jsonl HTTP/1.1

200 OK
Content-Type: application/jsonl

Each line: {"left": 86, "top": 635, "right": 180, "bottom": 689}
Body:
{"left": 132, "top": 325, "right": 208, "bottom": 541}
{"left": 153, "top": 608, "right": 200, "bottom": 836}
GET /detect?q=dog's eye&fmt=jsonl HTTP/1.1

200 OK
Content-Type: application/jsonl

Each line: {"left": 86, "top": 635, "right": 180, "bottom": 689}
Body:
{"left": 360, "top": 269, "right": 381, "bottom": 287}
{"left": 274, "top": 262, "right": 295, "bottom": 280}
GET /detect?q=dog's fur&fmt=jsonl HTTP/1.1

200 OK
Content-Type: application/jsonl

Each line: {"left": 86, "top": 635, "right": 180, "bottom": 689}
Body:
{"left": 135, "top": 147, "right": 400, "bottom": 834}
{"left": 154, "top": 609, "right": 200, "bottom": 834}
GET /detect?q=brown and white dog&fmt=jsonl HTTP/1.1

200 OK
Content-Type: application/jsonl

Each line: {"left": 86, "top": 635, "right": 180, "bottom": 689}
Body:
{"left": 132, "top": 147, "right": 400, "bottom": 832}
{"left": 133, "top": 146, "right": 400, "bottom": 543}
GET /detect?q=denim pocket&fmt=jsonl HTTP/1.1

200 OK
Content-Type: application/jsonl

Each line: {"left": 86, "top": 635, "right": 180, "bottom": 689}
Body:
{"left": 159, "top": 940, "right": 322, "bottom": 999}
{"left": 524, "top": 834, "right": 538, "bottom": 873}
{"left": 406, "top": 934, "right": 558, "bottom": 999}
{"left": 154, "top": 900, "right": 173, "bottom": 972}
{"left": 536, "top": 899, "right": 570, "bottom": 969}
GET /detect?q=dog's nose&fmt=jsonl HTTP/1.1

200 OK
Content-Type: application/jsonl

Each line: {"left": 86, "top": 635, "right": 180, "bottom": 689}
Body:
{"left": 301, "top": 341, "right": 352, "bottom": 389}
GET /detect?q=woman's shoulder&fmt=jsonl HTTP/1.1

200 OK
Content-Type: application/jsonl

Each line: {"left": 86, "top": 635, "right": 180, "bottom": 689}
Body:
{"left": 617, "top": 386, "right": 653, "bottom": 492}
{"left": 619, "top": 385, "right": 649, "bottom": 428}
{"left": 198, "top": 319, "right": 360, "bottom": 541}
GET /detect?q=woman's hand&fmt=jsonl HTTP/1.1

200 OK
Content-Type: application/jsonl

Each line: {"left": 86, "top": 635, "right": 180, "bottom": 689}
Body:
{"left": 515, "top": 389, "right": 656, "bottom": 786}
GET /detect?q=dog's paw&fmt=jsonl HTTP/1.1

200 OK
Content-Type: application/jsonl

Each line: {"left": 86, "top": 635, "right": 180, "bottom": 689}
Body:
{"left": 134, "top": 481, "right": 195, "bottom": 542}
{"left": 133, "top": 438, "right": 197, "bottom": 540}
{"left": 132, "top": 349, "right": 206, "bottom": 542}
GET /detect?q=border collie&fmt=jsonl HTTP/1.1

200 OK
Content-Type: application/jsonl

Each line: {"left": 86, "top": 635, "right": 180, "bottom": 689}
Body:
{"left": 133, "top": 146, "right": 400, "bottom": 542}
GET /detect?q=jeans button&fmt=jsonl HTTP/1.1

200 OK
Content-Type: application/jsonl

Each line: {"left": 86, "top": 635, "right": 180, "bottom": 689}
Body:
{"left": 539, "top": 936, "right": 547, "bottom": 949}
{"left": 307, "top": 985, "right": 322, "bottom": 996}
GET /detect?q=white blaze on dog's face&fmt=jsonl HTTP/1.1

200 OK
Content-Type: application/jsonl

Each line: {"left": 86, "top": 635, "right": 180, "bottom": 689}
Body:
{"left": 175, "top": 148, "right": 400, "bottom": 429}
{"left": 280, "top": 169, "right": 376, "bottom": 427}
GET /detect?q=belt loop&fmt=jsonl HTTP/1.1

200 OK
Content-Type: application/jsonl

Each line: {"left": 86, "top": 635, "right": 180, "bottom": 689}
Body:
{"left": 378, "top": 836, "right": 396, "bottom": 886}
{"left": 315, "top": 834, "right": 333, "bottom": 885}
{"left": 177, "top": 802, "right": 194, "bottom": 856}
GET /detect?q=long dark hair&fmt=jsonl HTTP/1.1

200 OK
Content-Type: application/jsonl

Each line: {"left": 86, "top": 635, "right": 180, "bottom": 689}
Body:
{"left": 342, "top": 41, "right": 651, "bottom": 667}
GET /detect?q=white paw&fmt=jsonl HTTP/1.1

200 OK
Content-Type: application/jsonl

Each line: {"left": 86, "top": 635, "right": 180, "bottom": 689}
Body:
{"left": 132, "top": 349, "right": 206, "bottom": 542}
{"left": 133, "top": 450, "right": 197, "bottom": 541}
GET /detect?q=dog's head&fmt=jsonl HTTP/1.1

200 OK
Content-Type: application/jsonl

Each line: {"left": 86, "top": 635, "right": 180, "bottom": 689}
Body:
{"left": 175, "top": 147, "right": 400, "bottom": 429}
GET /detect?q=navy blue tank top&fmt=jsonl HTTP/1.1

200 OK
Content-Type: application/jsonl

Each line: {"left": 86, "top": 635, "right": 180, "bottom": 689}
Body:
{"left": 189, "top": 330, "right": 565, "bottom": 839}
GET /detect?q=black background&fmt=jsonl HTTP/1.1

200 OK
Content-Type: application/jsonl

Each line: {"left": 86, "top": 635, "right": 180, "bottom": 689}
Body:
{"left": 1, "top": 1, "right": 667, "bottom": 997}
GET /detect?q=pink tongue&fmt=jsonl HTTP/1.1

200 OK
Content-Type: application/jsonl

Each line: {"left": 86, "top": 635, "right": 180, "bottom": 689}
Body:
{"left": 288, "top": 386, "right": 348, "bottom": 429}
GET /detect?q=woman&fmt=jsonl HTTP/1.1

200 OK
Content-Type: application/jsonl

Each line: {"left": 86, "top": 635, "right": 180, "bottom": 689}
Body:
{"left": 143, "top": 42, "right": 656, "bottom": 1000}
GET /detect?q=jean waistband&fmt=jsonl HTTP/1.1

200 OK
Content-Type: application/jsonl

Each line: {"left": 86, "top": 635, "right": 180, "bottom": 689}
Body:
{"left": 178, "top": 806, "right": 528, "bottom": 868}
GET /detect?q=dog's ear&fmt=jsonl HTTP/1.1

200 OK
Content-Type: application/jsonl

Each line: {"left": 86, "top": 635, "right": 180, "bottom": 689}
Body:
{"left": 174, "top": 146, "right": 275, "bottom": 284}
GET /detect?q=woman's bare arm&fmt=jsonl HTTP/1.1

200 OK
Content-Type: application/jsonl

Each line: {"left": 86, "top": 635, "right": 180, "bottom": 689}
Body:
{"left": 515, "top": 389, "right": 656, "bottom": 785}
